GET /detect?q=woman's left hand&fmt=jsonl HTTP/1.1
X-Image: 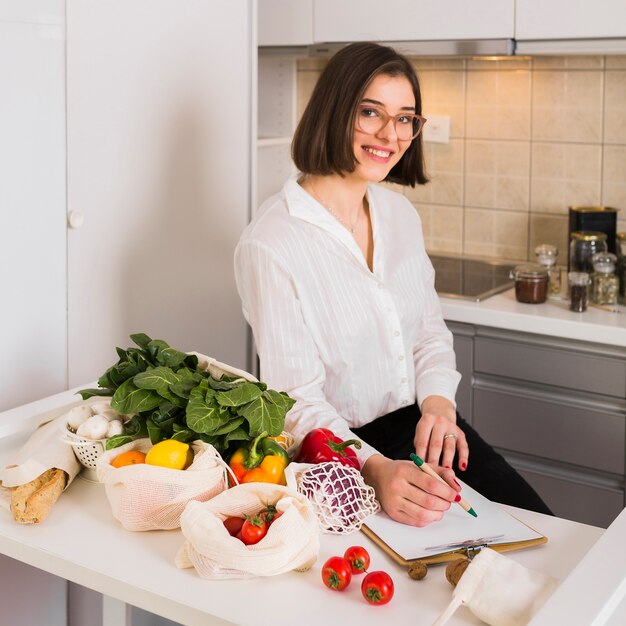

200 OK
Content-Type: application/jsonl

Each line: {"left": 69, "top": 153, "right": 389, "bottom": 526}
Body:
{"left": 414, "top": 395, "right": 469, "bottom": 471}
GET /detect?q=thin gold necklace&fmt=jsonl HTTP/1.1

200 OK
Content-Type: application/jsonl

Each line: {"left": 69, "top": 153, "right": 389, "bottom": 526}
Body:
{"left": 309, "top": 181, "right": 363, "bottom": 234}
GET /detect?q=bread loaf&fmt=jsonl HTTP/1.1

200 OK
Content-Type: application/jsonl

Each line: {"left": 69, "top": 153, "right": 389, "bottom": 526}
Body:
{"left": 10, "top": 468, "right": 67, "bottom": 524}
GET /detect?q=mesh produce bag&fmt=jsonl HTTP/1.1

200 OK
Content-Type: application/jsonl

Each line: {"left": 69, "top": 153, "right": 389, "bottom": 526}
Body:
{"left": 175, "top": 482, "right": 320, "bottom": 579}
{"left": 97, "top": 438, "right": 230, "bottom": 531}
{"left": 285, "top": 462, "right": 380, "bottom": 534}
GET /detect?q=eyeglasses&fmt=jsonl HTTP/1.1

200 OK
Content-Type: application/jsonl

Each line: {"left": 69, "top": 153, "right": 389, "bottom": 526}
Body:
{"left": 355, "top": 104, "right": 426, "bottom": 141}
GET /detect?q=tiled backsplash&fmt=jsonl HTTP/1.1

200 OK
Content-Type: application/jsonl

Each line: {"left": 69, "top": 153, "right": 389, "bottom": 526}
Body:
{"left": 297, "top": 55, "right": 626, "bottom": 262}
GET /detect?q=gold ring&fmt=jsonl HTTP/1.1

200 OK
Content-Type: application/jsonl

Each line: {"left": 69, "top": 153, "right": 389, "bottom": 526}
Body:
{"left": 443, "top": 433, "right": 457, "bottom": 441}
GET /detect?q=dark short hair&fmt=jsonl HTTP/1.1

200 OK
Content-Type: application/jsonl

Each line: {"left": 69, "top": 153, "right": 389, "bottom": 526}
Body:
{"left": 292, "top": 42, "right": 428, "bottom": 187}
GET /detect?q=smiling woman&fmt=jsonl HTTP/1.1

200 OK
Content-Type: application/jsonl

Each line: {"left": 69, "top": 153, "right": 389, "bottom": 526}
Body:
{"left": 235, "top": 42, "right": 551, "bottom": 527}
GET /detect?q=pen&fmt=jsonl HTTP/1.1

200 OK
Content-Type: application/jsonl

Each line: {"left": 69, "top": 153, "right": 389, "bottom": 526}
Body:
{"left": 409, "top": 453, "right": 477, "bottom": 518}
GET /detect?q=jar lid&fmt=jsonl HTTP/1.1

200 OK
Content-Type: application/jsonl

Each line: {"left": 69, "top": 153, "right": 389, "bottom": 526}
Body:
{"left": 510, "top": 264, "right": 549, "bottom": 280}
{"left": 534, "top": 243, "right": 558, "bottom": 266}
{"left": 569, "top": 206, "right": 619, "bottom": 213}
{"left": 570, "top": 231, "right": 608, "bottom": 242}
{"left": 618, "top": 232, "right": 626, "bottom": 241}
{"left": 591, "top": 252, "right": 617, "bottom": 273}
{"left": 568, "top": 271, "right": 591, "bottom": 285}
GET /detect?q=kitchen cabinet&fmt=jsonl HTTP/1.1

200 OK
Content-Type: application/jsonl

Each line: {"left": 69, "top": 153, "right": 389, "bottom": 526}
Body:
{"left": 258, "top": 0, "right": 313, "bottom": 46}
{"left": 516, "top": 0, "right": 626, "bottom": 41}
{"left": 448, "top": 322, "right": 625, "bottom": 528}
{"left": 313, "top": 0, "right": 514, "bottom": 44}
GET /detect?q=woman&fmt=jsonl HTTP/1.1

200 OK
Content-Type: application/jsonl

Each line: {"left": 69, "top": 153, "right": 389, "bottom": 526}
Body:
{"left": 235, "top": 42, "right": 551, "bottom": 526}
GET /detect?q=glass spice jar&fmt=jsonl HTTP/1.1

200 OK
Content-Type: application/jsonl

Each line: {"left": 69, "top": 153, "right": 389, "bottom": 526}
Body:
{"left": 591, "top": 252, "right": 618, "bottom": 305}
{"left": 568, "top": 272, "right": 591, "bottom": 312}
{"left": 569, "top": 231, "right": 608, "bottom": 273}
{"left": 511, "top": 264, "right": 549, "bottom": 304}
{"left": 534, "top": 244, "right": 561, "bottom": 298}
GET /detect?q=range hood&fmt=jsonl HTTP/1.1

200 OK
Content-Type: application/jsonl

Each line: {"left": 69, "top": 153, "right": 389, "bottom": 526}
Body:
{"left": 308, "top": 39, "right": 515, "bottom": 58}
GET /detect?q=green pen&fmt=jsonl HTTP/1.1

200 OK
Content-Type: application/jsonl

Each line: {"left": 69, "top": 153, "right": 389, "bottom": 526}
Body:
{"left": 410, "top": 453, "right": 477, "bottom": 518}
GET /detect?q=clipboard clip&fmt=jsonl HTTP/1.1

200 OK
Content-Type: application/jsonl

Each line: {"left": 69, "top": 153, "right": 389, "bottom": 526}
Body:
{"left": 424, "top": 534, "right": 505, "bottom": 559}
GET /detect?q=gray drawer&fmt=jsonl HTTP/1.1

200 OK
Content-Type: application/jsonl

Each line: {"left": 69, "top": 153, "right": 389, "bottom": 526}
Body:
{"left": 475, "top": 329, "right": 626, "bottom": 398}
{"left": 473, "top": 383, "right": 625, "bottom": 475}
{"left": 515, "top": 467, "right": 624, "bottom": 528}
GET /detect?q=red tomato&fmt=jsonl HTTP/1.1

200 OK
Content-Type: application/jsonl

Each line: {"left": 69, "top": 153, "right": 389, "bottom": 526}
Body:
{"left": 321, "top": 556, "right": 352, "bottom": 591}
{"left": 361, "top": 571, "right": 394, "bottom": 605}
{"left": 240, "top": 515, "right": 268, "bottom": 545}
{"left": 223, "top": 516, "right": 244, "bottom": 537}
{"left": 343, "top": 545, "right": 370, "bottom": 574}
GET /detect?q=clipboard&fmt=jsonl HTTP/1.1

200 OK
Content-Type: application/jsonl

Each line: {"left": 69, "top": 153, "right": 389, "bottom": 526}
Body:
{"left": 360, "top": 480, "right": 548, "bottom": 566}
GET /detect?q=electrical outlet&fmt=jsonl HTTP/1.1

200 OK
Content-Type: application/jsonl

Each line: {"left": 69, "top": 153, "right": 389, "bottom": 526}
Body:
{"left": 423, "top": 114, "right": 450, "bottom": 144}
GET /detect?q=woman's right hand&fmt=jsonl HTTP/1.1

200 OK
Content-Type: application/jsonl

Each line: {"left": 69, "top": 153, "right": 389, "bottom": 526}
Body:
{"left": 361, "top": 454, "right": 461, "bottom": 527}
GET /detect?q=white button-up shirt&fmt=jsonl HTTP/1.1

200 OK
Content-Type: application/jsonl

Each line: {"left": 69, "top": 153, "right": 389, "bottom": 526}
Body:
{"left": 234, "top": 179, "right": 461, "bottom": 464}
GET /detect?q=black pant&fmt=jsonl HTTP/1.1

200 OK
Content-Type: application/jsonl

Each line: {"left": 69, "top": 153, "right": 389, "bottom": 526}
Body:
{"left": 352, "top": 403, "right": 553, "bottom": 515}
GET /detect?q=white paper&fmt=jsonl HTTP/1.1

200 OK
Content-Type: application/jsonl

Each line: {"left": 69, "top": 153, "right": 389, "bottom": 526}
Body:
{"left": 362, "top": 480, "right": 543, "bottom": 560}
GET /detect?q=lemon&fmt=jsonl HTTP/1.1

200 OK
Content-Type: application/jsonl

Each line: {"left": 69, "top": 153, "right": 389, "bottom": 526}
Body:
{"left": 145, "top": 440, "right": 193, "bottom": 470}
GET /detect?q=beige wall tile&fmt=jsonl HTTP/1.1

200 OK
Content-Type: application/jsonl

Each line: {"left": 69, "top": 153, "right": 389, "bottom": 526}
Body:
{"left": 464, "top": 208, "right": 529, "bottom": 260}
{"left": 296, "top": 69, "right": 320, "bottom": 119}
{"left": 532, "top": 71, "right": 603, "bottom": 142}
{"left": 467, "top": 58, "right": 531, "bottom": 71}
{"left": 606, "top": 56, "right": 626, "bottom": 70}
{"left": 467, "top": 70, "right": 531, "bottom": 139}
{"left": 604, "top": 71, "right": 626, "bottom": 144}
{"left": 529, "top": 213, "right": 569, "bottom": 263}
{"left": 418, "top": 70, "right": 465, "bottom": 136}
{"left": 414, "top": 203, "right": 463, "bottom": 254}
{"left": 532, "top": 56, "right": 603, "bottom": 70}
{"left": 406, "top": 139, "right": 464, "bottom": 206}
{"left": 603, "top": 145, "right": 626, "bottom": 210}
{"left": 411, "top": 58, "right": 465, "bottom": 71}
{"left": 465, "top": 140, "right": 530, "bottom": 211}
{"left": 297, "top": 59, "right": 327, "bottom": 71}
{"left": 530, "top": 143, "right": 602, "bottom": 213}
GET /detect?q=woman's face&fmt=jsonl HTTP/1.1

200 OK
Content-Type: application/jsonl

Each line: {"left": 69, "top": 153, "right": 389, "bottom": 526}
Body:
{"left": 352, "top": 73, "right": 416, "bottom": 184}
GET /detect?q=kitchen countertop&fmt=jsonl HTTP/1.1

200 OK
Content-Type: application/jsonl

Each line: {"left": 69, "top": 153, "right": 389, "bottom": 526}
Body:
{"left": 440, "top": 288, "right": 626, "bottom": 348}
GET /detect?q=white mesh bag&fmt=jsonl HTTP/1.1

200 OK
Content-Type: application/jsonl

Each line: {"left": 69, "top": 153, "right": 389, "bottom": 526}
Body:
{"left": 175, "top": 482, "right": 320, "bottom": 579}
{"left": 97, "top": 438, "right": 230, "bottom": 531}
{"left": 285, "top": 462, "right": 380, "bottom": 534}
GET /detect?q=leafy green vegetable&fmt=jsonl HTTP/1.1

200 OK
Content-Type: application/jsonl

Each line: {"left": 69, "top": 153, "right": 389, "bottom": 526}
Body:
{"left": 79, "top": 333, "right": 295, "bottom": 452}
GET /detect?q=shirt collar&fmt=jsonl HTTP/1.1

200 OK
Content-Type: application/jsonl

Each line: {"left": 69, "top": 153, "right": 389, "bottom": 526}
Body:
{"left": 283, "top": 178, "right": 376, "bottom": 271}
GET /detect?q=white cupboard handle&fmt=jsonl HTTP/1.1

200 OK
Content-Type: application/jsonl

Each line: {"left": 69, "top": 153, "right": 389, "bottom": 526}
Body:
{"left": 67, "top": 210, "right": 84, "bottom": 229}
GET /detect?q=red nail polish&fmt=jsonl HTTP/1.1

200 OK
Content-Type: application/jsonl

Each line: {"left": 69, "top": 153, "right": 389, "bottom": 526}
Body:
{"left": 460, "top": 462, "right": 467, "bottom": 470}
{"left": 444, "top": 465, "right": 451, "bottom": 469}
{"left": 454, "top": 494, "right": 461, "bottom": 502}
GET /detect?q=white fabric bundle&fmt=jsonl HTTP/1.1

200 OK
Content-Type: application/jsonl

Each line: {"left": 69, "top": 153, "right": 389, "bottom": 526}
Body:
{"left": 97, "top": 438, "right": 229, "bottom": 531}
{"left": 433, "top": 548, "right": 559, "bottom": 626}
{"left": 285, "top": 461, "right": 380, "bottom": 534}
{"left": 175, "top": 482, "right": 320, "bottom": 579}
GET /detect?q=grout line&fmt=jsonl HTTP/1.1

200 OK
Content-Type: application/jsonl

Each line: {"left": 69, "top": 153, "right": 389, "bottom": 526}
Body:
{"left": 600, "top": 56, "right": 606, "bottom": 206}
{"left": 527, "top": 55, "right": 535, "bottom": 261}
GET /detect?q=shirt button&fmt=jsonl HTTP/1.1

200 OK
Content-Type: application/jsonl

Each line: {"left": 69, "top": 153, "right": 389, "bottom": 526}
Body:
{"left": 401, "top": 377, "right": 408, "bottom": 383}
{"left": 401, "top": 399, "right": 408, "bottom": 406}
{"left": 394, "top": 331, "right": 400, "bottom": 337}
{"left": 399, "top": 355, "right": 405, "bottom": 361}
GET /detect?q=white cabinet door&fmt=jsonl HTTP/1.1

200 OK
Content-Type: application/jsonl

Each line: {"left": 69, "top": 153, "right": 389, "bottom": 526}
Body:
{"left": 66, "top": 0, "right": 253, "bottom": 387}
{"left": 0, "top": 15, "right": 67, "bottom": 412}
{"left": 314, "top": 0, "right": 514, "bottom": 43}
{"left": 516, "top": 0, "right": 626, "bottom": 40}
{"left": 258, "top": 0, "right": 313, "bottom": 46}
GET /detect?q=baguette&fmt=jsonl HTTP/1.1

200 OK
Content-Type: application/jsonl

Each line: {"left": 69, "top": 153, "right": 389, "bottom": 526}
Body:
{"left": 10, "top": 468, "right": 67, "bottom": 524}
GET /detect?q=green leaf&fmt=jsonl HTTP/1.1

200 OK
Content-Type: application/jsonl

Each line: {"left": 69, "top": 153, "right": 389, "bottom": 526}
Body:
{"left": 134, "top": 367, "right": 184, "bottom": 405}
{"left": 130, "top": 333, "right": 152, "bottom": 349}
{"left": 263, "top": 389, "right": 296, "bottom": 413}
{"left": 170, "top": 428, "right": 194, "bottom": 442}
{"left": 224, "top": 425, "right": 250, "bottom": 445}
{"left": 105, "top": 434, "right": 135, "bottom": 450}
{"left": 146, "top": 417, "right": 162, "bottom": 444}
{"left": 186, "top": 385, "right": 232, "bottom": 434}
{"left": 216, "top": 383, "right": 262, "bottom": 408}
{"left": 238, "top": 396, "right": 284, "bottom": 437}
{"left": 111, "top": 378, "right": 162, "bottom": 414}
{"left": 77, "top": 388, "right": 114, "bottom": 400}
{"left": 211, "top": 416, "right": 245, "bottom": 436}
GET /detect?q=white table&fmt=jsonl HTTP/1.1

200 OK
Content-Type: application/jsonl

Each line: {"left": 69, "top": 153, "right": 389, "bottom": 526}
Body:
{"left": 0, "top": 387, "right": 617, "bottom": 626}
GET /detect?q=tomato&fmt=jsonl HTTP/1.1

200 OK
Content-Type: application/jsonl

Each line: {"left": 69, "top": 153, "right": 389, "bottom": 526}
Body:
{"left": 240, "top": 515, "right": 268, "bottom": 545}
{"left": 223, "top": 516, "right": 245, "bottom": 537}
{"left": 321, "top": 556, "right": 352, "bottom": 591}
{"left": 361, "top": 571, "right": 394, "bottom": 605}
{"left": 343, "top": 545, "right": 370, "bottom": 575}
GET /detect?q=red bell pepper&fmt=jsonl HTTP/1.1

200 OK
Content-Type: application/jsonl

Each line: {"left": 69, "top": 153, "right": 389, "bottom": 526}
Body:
{"left": 294, "top": 428, "right": 362, "bottom": 470}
